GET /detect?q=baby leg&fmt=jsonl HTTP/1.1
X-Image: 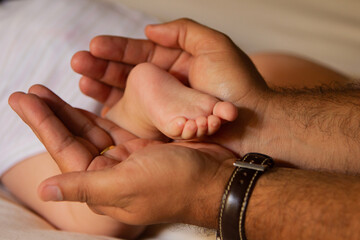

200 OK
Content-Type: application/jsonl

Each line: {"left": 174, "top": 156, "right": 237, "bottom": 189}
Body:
{"left": 1, "top": 152, "right": 144, "bottom": 239}
{"left": 250, "top": 53, "right": 351, "bottom": 89}
{"left": 105, "top": 63, "right": 238, "bottom": 140}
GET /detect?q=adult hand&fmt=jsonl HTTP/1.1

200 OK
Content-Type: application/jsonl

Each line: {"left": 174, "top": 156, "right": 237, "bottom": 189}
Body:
{"left": 39, "top": 142, "right": 234, "bottom": 227}
{"left": 9, "top": 84, "right": 235, "bottom": 227}
{"left": 71, "top": 18, "right": 272, "bottom": 159}
{"left": 71, "top": 18, "right": 269, "bottom": 114}
{"left": 8, "top": 84, "right": 158, "bottom": 173}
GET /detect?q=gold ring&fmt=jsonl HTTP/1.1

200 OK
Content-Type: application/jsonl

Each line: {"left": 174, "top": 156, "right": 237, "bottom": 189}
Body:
{"left": 100, "top": 145, "right": 115, "bottom": 155}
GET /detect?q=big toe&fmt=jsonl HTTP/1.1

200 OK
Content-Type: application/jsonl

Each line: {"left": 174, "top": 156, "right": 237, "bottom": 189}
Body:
{"left": 213, "top": 101, "right": 238, "bottom": 121}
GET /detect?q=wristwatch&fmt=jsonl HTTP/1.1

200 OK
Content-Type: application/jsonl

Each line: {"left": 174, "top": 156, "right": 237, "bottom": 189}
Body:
{"left": 217, "top": 153, "right": 274, "bottom": 240}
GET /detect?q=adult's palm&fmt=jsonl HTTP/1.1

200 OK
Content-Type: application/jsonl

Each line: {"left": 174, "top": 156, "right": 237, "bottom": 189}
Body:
{"left": 9, "top": 84, "right": 235, "bottom": 227}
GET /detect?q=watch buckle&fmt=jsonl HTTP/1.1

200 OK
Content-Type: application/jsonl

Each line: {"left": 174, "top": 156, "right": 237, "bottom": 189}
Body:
{"left": 233, "top": 161, "right": 267, "bottom": 171}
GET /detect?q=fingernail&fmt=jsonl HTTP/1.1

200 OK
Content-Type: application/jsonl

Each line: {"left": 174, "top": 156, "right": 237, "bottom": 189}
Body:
{"left": 42, "top": 185, "right": 63, "bottom": 201}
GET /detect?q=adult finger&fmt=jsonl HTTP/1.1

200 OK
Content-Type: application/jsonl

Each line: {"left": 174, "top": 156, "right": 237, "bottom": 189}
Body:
{"left": 28, "top": 84, "right": 113, "bottom": 151}
{"left": 89, "top": 35, "right": 189, "bottom": 72}
{"left": 71, "top": 51, "right": 108, "bottom": 79}
{"left": 8, "top": 91, "right": 93, "bottom": 172}
{"left": 38, "top": 167, "right": 124, "bottom": 206}
{"left": 79, "top": 76, "right": 124, "bottom": 109}
{"left": 76, "top": 110, "right": 163, "bottom": 156}
{"left": 38, "top": 158, "right": 169, "bottom": 225}
{"left": 78, "top": 109, "right": 137, "bottom": 145}
{"left": 72, "top": 51, "right": 132, "bottom": 88}
{"left": 145, "top": 18, "right": 236, "bottom": 56}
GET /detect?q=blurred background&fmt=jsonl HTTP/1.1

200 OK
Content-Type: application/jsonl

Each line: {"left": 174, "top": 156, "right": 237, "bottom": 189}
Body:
{"left": 116, "top": 0, "right": 360, "bottom": 77}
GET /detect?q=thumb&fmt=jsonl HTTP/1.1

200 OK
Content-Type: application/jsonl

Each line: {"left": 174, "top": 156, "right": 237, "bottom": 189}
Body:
{"left": 38, "top": 168, "right": 119, "bottom": 205}
{"left": 145, "top": 18, "right": 236, "bottom": 56}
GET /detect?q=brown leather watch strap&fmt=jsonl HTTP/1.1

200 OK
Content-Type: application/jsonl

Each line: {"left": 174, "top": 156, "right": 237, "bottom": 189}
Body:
{"left": 217, "top": 153, "right": 274, "bottom": 240}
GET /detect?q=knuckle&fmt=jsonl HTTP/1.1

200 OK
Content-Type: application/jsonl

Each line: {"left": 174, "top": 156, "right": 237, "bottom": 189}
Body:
{"left": 77, "top": 119, "right": 94, "bottom": 137}
{"left": 176, "top": 17, "right": 195, "bottom": 25}
{"left": 52, "top": 134, "right": 76, "bottom": 156}
{"left": 76, "top": 182, "right": 90, "bottom": 203}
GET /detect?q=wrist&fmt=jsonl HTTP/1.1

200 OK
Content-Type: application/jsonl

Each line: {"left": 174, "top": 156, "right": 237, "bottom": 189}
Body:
{"left": 182, "top": 159, "right": 235, "bottom": 229}
{"left": 233, "top": 89, "right": 293, "bottom": 162}
{"left": 216, "top": 153, "right": 275, "bottom": 240}
{"left": 236, "top": 90, "right": 301, "bottom": 168}
{"left": 254, "top": 91, "right": 294, "bottom": 163}
{"left": 244, "top": 167, "right": 279, "bottom": 240}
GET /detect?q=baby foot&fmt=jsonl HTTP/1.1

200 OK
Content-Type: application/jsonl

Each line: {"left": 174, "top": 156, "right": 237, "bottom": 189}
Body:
{"left": 106, "top": 63, "right": 238, "bottom": 140}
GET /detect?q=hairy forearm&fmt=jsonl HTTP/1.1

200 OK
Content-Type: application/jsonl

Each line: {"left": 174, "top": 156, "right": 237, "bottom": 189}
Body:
{"left": 246, "top": 167, "right": 360, "bottom": 240}
{"left": 263, "top": 86, "right": 360, "bottom": 173}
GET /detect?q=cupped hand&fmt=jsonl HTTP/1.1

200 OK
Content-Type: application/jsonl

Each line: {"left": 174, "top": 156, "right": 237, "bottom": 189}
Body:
{"left": 39, "top": 142, "right": 235, "bottom": 228}
{"left": 8, "top": 84, "right": 159, "bottom": 172}
{"left": 9, "top": 84, "right": 235, "bottom": 228}
{"left": 71, "top": 18, "right": 269, "bottom": 115}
